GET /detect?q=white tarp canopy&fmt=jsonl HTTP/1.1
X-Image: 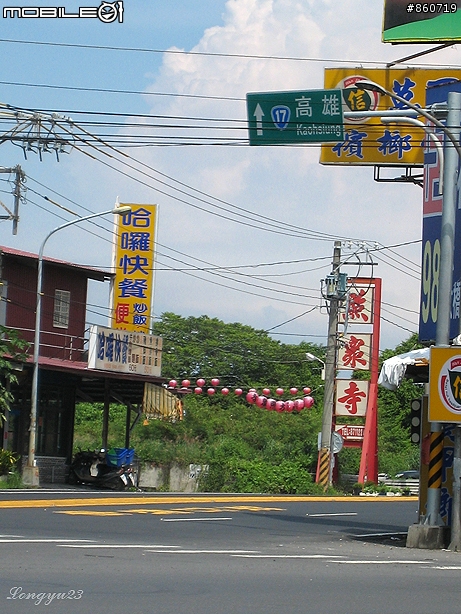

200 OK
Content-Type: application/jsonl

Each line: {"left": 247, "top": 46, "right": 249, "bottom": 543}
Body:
{"left": 378, "top": 347, "right": 430, "bottom": 391}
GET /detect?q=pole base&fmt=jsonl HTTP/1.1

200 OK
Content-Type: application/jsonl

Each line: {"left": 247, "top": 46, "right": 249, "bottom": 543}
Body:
{"left": 406, "top": 523, "right": 450, "bottom": 549}
{"left": 22, "top": 465, "right": 40, "bottom": 487}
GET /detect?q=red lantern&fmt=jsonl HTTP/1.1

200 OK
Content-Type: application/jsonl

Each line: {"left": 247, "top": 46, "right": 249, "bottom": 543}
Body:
{"left": 304, "top": 396, "right": 314, "bottom": 408}
{"left": 248, "top": 388, "right": 256, "bottom": 393}
{"left": 275, "top": 388, "right": 284, "bottom": 396}
{"left": 246, "top": 392, "right": 257, "bottom": 404}
{"left": 196, "top": 378, "right": 206, "bottom": 387}
{"left": 168, "top": 380, "right": 177, "bottom": 388}
{"left": 303, "top": 387, "right": 311, "bottom": 395}
{"left": 262, "top": 388, "right": 271, "bottom": 396}
{"left": 221, "top": 387, "right": 229, "bottom": 395}
{"left": 256, "top": 395, "right": 267, "bottom": 408}
{"left": 275, "top": 400, "right": 284, "bottom": 413}
{"left": 211, "top": 378, "right": 220, "bottom": 387}
{"left": 207, "top": 388, "right": 215, "bottom": 395}
{"left": 181, "top": 379, "right": 190, "bottom": 388}
{"left": 285, "top": 400, "right": 294, "bottom": 412}
{"left": 295, "top": 399, "right": 305, "bottom": 411}
{"left": 235, "top": 388, "right": 243, "bottom": 396}
{"left": 290, "top": 387, "right": 298, "bottom": 395}
{"left": 194, "top": 387, "right": 202, "bottom": 394}
{"left": 267, "top": 398, "right": 276, "bottom": 411}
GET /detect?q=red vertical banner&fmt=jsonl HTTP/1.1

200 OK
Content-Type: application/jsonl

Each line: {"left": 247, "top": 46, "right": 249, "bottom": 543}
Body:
{"left": 357, "top": 278, "right": 381, "bottom": 484}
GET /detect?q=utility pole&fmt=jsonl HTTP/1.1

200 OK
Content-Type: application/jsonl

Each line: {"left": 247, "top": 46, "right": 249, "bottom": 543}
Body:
{"left": 317, "top": 240, "right": 342, "bottom": 489}
{"left": 12, "top": 165, "right": 24, "bottom": 235}
{"left": 0, "top": 165, "right": 25, "bottom": 234}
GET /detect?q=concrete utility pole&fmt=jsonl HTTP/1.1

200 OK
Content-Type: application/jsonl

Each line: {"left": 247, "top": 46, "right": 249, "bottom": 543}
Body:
{"left": 0, "top": 165, "right": 24, "bottom": 234}
{"left": 317, "top": 240, "right": 342, "bottom": 489}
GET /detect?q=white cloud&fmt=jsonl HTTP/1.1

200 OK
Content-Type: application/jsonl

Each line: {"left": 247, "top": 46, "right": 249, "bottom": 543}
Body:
{"left": 137, "top": 0, "right": 432, "bottom": 349}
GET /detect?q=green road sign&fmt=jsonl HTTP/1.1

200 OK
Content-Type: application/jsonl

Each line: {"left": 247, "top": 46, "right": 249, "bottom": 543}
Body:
{"left": 246, "top": 88, "right": 344, "bottom": 145}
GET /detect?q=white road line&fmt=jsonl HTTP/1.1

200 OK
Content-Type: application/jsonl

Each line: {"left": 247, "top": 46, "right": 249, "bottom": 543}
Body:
{"left": 58, "top": 540, "right": 181, "bottom": 549}
{"left": 146, "top": 549, "right": 260, "bottom": 554}
{"left": 353, "top": 532, "right": 408, "bottom": 538}
{"left": 0, "top": 538, "right": 95, "bottom": 543}
{"left": 306, "top": 513, "right": 358, "bottom": 517}
{"left": 160, "top": 517, "right": 232, "bottom": 522}
{"left": 233, "top": 554, "right": 345, "bottom": 559}
{"left": 332, "top": 560, "right": 427, "bottom": 565}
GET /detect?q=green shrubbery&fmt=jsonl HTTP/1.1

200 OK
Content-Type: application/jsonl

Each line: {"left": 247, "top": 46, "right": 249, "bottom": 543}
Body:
{"left": 72, "top": 318, "right": 424, "bottom": 494}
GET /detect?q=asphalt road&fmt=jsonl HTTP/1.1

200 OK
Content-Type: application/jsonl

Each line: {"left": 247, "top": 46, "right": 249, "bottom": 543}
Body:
{"left": 0, "top": 489, "right": 460, "bottom": 614}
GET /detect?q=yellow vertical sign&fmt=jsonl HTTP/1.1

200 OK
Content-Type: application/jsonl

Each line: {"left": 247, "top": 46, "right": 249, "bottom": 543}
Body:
{"left": 429, "top": 346, "right": 461, "bottom": 423}
{"left": 111, "top": 204, "right": 157, "bottom": 333}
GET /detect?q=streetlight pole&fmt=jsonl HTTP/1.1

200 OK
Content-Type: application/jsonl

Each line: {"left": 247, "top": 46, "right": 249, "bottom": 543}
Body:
{"left": 305, "top": 352, "right": 326, "bottom": 380}
{"left": 23, "top": 205, "right": 131, "bottom": 486}
{"left": 358, "top": 81, "right": 461, "bottom": 545}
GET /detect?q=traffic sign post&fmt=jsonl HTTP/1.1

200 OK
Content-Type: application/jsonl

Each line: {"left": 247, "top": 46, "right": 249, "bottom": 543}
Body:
{"left": 247, "top": 89, "right": 344, "bottom": 145}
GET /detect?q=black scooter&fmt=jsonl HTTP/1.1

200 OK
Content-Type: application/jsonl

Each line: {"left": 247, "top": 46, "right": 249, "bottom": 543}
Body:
{"left": 67, "top": 449, "right": 139, "bottom": 490}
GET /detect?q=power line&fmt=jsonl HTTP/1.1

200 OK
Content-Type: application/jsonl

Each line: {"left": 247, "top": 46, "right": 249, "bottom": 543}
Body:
{"left": 0, "top": 37, "right": 459, "bottom": 68}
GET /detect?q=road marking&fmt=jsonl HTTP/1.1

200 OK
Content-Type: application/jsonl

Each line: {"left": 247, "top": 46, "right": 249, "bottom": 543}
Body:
{"left": 333, "top": 560, "right": 427, "bottom": 565}
{"left": 307, "top": 513, "right": 358, "bottom": 517}
{"left": 160, "top": 517, "right": 232, "bottom": 522}
{"left": 55, "top": 510, "right": 129, "bottom": 516}
{"left": 353, "top": 532, "right": 408, "bottom": 538}
{"left": 54, "top": 505, "right": 282, "bottom": 517}
{"left": 145, "top": 549, "right": 259, "bottom": 554}
{"left": 233, "top": 554, "right": 344, "bottom": 559}
{"left": 0, "top": 495, "right": 415, "bottom": 509}
{"left": 430, "top": 566, "right": 461, "bottom": 570}
{"left": 58, "top": 540, "right": 181, "bottom": 549}
{"left": 0, "top": 538, "right": 94, "bottom": 543}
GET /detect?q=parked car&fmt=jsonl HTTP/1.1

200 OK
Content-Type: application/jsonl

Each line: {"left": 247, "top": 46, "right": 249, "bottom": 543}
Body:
{"left": 395, "top": 470, "right": 419, "bottom": 479}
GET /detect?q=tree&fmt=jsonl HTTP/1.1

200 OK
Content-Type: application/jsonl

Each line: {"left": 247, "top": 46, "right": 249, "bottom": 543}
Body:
{"left": 153, "top": 312, "right": 325, "bottom": 390}
{"left": 0, "top": 326, "right": 29, "bottom": 424}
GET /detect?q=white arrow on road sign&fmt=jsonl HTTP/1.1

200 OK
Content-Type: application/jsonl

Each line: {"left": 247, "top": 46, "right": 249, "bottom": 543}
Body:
{"left": 253, "top": 103, "right": 264, "bottom": 136}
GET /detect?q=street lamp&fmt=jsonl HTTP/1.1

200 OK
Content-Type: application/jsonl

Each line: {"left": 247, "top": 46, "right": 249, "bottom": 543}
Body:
{"left": 305, "top": 352, "right": 326, "bottom": 380}
{"left": 23, "top": 205, "right": 131, "bottom": 486}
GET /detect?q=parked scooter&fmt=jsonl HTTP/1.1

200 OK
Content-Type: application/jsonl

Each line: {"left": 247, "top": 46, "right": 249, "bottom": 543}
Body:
{"left": 67, "top": 449, "right": 138, "bottom": 490}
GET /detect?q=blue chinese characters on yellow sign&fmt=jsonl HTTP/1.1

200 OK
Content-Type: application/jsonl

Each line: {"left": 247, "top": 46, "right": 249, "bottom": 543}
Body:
{"left": 247, "top": 89, "right": 344, "bottom": 145}
{"left": 111, "top": 204, "right": 157, "bottom": 333}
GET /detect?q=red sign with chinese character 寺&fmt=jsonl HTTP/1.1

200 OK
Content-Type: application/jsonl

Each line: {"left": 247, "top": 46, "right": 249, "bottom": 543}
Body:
{"left": 335, "top": 379, "right": 369, "bottom": 417}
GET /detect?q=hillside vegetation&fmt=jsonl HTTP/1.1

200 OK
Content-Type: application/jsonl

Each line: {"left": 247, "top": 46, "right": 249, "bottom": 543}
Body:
{"left": 74, "top": 313, "right": 421, "bottom": 492}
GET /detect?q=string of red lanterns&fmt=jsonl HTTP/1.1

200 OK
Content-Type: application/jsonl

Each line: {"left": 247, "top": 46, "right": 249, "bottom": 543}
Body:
{"left": 167, "top": 378, "right": 315, "bottom": 413}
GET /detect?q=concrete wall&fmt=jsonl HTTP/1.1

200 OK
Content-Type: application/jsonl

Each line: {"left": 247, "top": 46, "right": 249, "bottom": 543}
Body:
{"left": 139, "top": 463, "right": 208, "bottom": 492}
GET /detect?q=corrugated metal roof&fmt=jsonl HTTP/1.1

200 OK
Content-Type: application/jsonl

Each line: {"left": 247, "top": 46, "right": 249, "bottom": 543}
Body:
{"left": 0, "top": 245, "right": 113, "bottom": 282}
{"left": 24, "top": 355, "right": 166, "bottom": 405}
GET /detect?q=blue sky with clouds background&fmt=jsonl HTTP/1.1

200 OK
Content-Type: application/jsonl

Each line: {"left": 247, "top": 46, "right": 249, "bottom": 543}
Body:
{"left": 1, "top": 0, "right": 461, "bottom": 352}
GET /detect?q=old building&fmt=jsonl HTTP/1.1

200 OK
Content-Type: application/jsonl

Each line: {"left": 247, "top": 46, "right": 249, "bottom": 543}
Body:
{"left": 0, "top": 246, "right": 164, "bottom": 483}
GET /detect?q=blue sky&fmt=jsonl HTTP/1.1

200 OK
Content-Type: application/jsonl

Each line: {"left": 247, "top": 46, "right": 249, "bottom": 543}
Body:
{"left": 1, "top": 0, "right": 461, "bottom": 352}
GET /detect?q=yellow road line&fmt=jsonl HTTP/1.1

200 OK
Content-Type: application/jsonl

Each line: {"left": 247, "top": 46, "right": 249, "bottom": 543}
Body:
{"left": 0, "top": 495, "right": 416, "bottom": 509}
{"left": 55, "top": 505, "right": 285, "bottom": 516}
